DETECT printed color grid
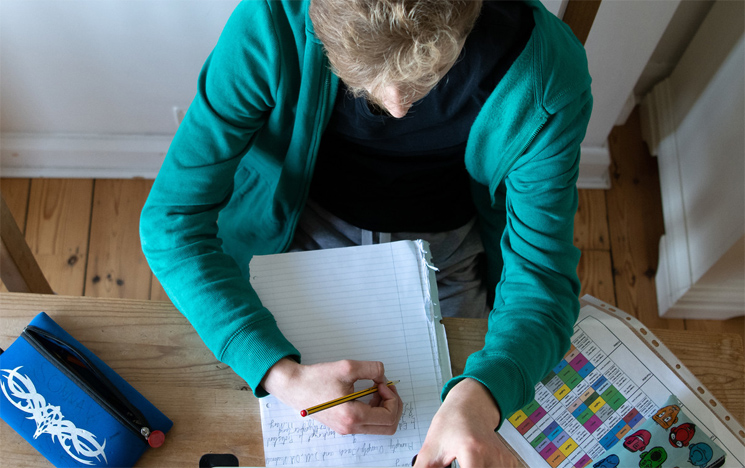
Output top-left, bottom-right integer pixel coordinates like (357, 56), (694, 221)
(508, 342), (651, 468)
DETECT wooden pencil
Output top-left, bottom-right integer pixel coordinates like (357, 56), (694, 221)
(300, 380), (400, 417)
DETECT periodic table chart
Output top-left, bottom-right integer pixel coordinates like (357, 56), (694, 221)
(498, 299), (745, 468)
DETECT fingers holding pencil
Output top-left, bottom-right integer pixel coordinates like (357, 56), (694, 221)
(330, 361), (402, 435)
(345, 361), (404, 429)
(366, 381), (403, 428)
(301, 380), (400, 416)
(300, 380), (403, 435)
(263, 358), (404, 436)
(331, 383), (403, 435)
(369, 378), (398, 408)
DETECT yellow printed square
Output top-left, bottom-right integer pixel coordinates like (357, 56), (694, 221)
(589, 396), (606, 413)
(559, 438), (577, 456)
(553, 384), (571, 401)
(508, 410), (528, 427)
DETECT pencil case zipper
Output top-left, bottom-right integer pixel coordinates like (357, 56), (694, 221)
(22, 325), (153, 445)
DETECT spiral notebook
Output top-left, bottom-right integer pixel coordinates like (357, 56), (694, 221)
(249, 240), (452, 467)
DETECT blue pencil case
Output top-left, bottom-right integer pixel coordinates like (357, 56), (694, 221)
(0, 312), (173, 467)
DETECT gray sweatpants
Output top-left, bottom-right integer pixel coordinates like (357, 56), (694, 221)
(289, 200), (490, 318)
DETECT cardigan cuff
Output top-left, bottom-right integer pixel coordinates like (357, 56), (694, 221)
(219, 316), (300, 398)
(441, 353), (530, 430)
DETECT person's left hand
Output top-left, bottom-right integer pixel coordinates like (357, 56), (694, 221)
(413, 378), (513, 468)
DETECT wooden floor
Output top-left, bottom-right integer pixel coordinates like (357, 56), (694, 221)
(2, 108), (744, 342)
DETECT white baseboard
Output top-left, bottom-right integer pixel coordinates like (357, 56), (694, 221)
(639, 79), (672, 158)
(1, 133), (612, 190)
(578, 146), (611, 189)
(658, 284), (745, 320)
(0, 133), (171, 179)
(641, 80), (694, 317)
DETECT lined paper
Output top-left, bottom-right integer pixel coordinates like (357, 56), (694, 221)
(250, 241), (447, 467)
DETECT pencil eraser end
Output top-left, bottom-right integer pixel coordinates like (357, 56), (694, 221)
(300, 410), (308, 417)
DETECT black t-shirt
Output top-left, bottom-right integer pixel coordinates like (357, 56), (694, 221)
(309, 1), (535, 232)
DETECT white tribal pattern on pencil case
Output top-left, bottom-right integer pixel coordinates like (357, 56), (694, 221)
(1, 366), (108, 466)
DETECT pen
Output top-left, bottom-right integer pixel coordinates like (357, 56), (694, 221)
(300, 380), (400, 417)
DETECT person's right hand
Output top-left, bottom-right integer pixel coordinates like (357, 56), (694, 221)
(413, 378), (505, 468)
(260, 358), (403, 435)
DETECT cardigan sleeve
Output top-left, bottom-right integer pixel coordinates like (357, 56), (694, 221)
(443, 89), (593, 427)
(140, 1), (300, 397)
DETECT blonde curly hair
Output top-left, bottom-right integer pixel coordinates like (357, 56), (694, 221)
(310, 0), (483, 108)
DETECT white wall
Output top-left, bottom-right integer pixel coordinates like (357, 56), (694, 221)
(582, 0), (680, 149)
(0, 0), (239, 136)
(634, 0), (714, 97)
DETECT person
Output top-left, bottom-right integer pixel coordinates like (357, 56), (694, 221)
(140, 0), (592, 466)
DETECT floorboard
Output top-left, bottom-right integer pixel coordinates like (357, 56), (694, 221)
(0, 178), (31, 292)
(85, 179), (154, 299)
(0, 178), (30, 230)
(150, 275), (171, 302)
(24, 179), (93, 296)
(687, 316), (745, 343)
(574, 189), (610, 251)
(606, 108), (686, 330)
(562, 0), (602, 45)
(578, 250), (616, 307)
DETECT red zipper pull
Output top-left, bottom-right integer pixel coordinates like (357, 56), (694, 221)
(148, 430), (166, 448)
(141, 427), (166, 448)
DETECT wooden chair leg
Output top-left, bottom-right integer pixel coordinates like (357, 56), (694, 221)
(0, 193), (54, 294)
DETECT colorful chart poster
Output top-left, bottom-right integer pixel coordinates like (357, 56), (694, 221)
(498, 298), (745, 468)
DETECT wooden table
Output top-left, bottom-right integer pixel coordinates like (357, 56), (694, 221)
(1, 293), (743, 467)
